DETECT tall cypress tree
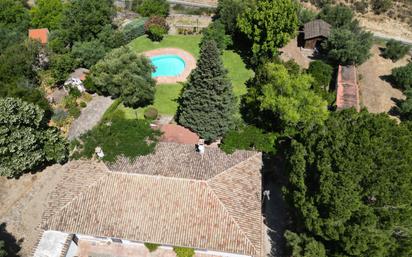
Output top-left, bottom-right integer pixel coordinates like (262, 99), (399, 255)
(177, 40), (236, 142)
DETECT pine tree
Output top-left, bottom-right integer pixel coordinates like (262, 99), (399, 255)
(177, 40), (236, 142)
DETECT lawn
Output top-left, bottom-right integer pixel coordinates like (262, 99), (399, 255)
(110, 35), (253, 118)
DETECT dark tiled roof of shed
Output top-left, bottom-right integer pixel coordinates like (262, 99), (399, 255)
(304, 19), (331, 40)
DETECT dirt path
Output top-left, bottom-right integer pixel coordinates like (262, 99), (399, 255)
(0, 165), (65, 256)
(358, 45), (410, 114)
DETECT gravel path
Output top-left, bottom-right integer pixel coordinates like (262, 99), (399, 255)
(68, 95), (113, 140)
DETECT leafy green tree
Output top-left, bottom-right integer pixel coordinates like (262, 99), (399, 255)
(371, 0), (392, 14)
(298, 7), (317, 26)
(284, 231), (326, 257)
(0, 28), (24, 52)
(96, 24), (126, 49)
(144, 16), (169, 42)
(71, 40), (107, 68)
(30, 0), (64, 30)
(0, 0), (30, 32)
(216, 0), (251, 35)
(242, 63), (328, 134)
(87, 47), (156, 107)
(307, 60), (333, 92)
(391, 63), (412, 90)
(237, 0), (298, 58)
(382, 39), (411, 62)
(0, 241), (6, 257)
(323, 28), (373, 65)
(137, 0), (169, 17)
(397, 89), (412, 121)
(177, 40), (236, 142)
(318, 4), (358, 30)
(60, 0), (115, 45)
(284, 110), (412, 257)
(50, 53), (76, 84)
(201, 20), (232, 51)
(0, 98), (68, 177)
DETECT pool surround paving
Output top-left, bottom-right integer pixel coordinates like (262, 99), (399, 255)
(143, 48), (196, 84)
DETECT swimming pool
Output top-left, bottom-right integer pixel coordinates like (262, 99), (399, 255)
(150, 55), (186, 77)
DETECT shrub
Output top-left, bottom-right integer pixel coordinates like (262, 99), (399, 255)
(201, 20), (232, 51)
(173, 247), (195, 257)
(69, 87), (81, 98)
(307, 60), (333, 92)
(137, 0), (169, 17)
(220, 125), (277, 154)
(382, 39), (411, 62)
(144, 243), (159, 252)
(51, 108), (69, 126)
(144, 16), (169, 41)
(371, 0), (392, 14)
(144, 107), (158, 120)
(79, 101), (87, 108)
(147, 25), (167, 41)
(71, 116), (161, 163)
(0, 98), (68, 177)
(62, 95), (77, 109)
(353, 0), (369, 14)
(68, 106), (81, 118)
(391, 63), (412, 90)
(298, 7), (317, 26)
(123, 18), (148, 42)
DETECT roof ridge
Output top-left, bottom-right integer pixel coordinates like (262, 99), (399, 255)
(207, 152), (261, 182)
(107, 169), (205, 183)
(205, 183), (259, 256)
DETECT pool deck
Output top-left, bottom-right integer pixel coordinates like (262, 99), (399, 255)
(143, 48), (197, 84)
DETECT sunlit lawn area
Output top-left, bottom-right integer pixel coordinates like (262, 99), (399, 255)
(108, 35), (253, 118)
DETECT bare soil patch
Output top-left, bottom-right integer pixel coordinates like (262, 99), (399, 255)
(0, 165), (65, 257)
(358, 45), (411, 114)
(279, 38), (311, 69)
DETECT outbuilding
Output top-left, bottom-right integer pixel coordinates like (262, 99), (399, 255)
(303, 19), (331, 49)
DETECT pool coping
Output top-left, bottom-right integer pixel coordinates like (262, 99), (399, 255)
(143, 48), (197, 84)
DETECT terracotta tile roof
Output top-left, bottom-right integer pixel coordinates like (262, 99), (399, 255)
(304, 20), (331, 40)
(160, 124), (200, 144)
(28, 28), (49, 45)
(40, 144), (263, 257)
(336, 65), (360, 111)
(108, 142), (257, 180)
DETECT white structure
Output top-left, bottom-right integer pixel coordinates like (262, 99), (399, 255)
(64, 68), (89, 92)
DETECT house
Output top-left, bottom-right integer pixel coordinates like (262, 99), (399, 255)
(336, 65), (360, 111)
(34, 142), (263, 257)
(28, 28), (49, 45)
(302, 20), (331, 49)
(64, 68), (89, 92)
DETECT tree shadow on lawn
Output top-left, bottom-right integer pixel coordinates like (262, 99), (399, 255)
(0, 223), (23, 257)
(379, 74), (403, 90)
(261, 154), (293, 257)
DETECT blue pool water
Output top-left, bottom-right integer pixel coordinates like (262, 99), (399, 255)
(150, 55), (185, 77)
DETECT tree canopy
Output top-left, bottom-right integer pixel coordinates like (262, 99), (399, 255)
(241, 62), (329, 134)
(391, 63), (412, 90)
(0, 98), (68, 177)
(59, 0), (115, 45)
(137, 0), (169, 17)
(237, 0), (298, 59)
(0, 0), (30, 32)
(177, 40), (236, 142)
(30, 0), (64, 30)
(284, 110), (412, 257)
(87, 47), (156, 108)
(216, 0), (251, 35)
(323, 27), (373, 65)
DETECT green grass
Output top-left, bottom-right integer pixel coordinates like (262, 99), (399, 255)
(124, 35), (253, 117)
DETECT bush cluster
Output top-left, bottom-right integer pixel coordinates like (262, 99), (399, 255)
(392, 63), (412, 90)
(123, 18), (148, 42)
(144, 243), (159, 252)
(137, 0), (169, 17)
(173, 247), (195, 257)
(382, 39), (411, 62)
(220, 125), (277, 154)
(144, 16), (169, 42)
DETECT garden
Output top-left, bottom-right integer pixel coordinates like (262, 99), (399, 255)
(108, 34), (253, 119)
